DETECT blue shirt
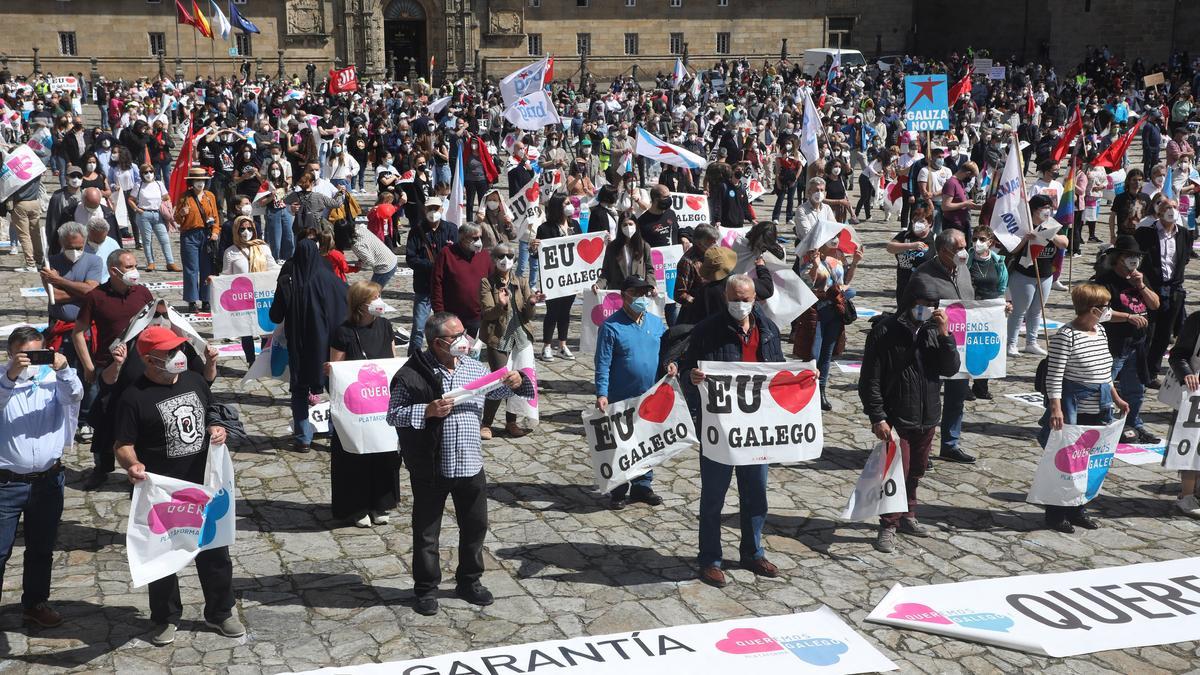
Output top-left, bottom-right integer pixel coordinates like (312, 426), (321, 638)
(48, 252), (103, 322)
(0, 366), (84, 473)
(85, 237), (120, 283)
(594, 308), (666, 403)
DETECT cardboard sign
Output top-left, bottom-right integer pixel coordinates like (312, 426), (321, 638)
(538, 231), (606, 299)
(328, 358), (408, 454)
(651, 245), (684, 305)
(505, 342), (539, 422)
(697, 360), (824, 465)
(904, 74), (949, 131)
(669, 192), (710, 226)
(1144, 72), (1165, 87)
(987, 66), (1007, 80)
(1027, 419), (1123, 507)
(50, 76), (82, 94)
(579, 290), (666, 353)
(842, 431), (909, 521)
(583, 376), (698, 494)
(972, 58), (993, 71)
(942, 298), (1007, 379)
(209, 270), (279, 339)
(1164, 389), (1200, 471)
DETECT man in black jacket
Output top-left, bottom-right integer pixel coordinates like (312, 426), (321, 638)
(1135, 199), (1191, 385)
(859, 285), (960, 553)
(404, 197), (458, 355)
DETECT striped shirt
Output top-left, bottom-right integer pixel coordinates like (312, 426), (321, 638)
(1045, 324), (1113, 413)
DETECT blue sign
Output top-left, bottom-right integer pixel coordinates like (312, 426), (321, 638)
(904, 75), (950, 131)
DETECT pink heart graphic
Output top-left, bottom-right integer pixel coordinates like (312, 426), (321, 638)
(521, 367), (538, 407)
(219, 276), (256, 312)
(590, 293), (625, 326)
(887, 603), (954, 625)
(651, 249), (666, 282)
(148, 487), (210, 534)
(1054, 429), (1100, 473)
(945, 302), (967, 347)
(715, 628), (784, 655)
(6, 154), (36, 181)
(343, 363), (392, 415)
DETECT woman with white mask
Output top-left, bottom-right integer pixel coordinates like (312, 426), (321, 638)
(1006, 194), (1069, 358)
(478, 242), (543, 439)
(219, 215), (278, 364)
(534, 197), (582, 362)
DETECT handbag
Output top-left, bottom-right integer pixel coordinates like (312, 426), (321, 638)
(156, 182), (175, 223)
(839, 293), (858, 325)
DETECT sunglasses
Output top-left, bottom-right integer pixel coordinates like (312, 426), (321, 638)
(495, 254), (515, 260)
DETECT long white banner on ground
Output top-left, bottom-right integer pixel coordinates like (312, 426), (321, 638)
(289, 605), (896, 674)
(866, 557), (1200, 657)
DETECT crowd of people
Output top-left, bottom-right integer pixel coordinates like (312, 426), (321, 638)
(1, 45), (1200, 640)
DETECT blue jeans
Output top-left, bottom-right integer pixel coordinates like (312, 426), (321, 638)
(265, 207), (296, 261)
(1037, 380), (1114, 448)
(698, 455), (768, 567)
(291, 385), (314, 445)
(180, 228), (212, 303)
(811, 303), (843, 390)
(154, 161), (171, 184)
(370, 265), (397, 289)
(331, 178), (351, 192)
(1111, 345), (1146, 431)
(136, 210), (175, 266)
(1007, 271), (1052, 347)
(52, 156), (67, 188)
(409, 292), (432, 354)
(940, 378), (969, 452)
(0, 471), (64, 609)
(516, 240), (539, 288)
(771, 183), (797, 221)
(354, 165), (366, 191)
(610, 470), (653, 499)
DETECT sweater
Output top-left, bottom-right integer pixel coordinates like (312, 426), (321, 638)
(431, 244), (492, 322)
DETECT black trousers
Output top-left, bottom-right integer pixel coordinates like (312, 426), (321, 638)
(1147, 288), (1185, 377)
(899, 189), (913, 230)
(408, 461), (488, 597)
(543, 296), (573, 343)
(148, 546), (234, 626)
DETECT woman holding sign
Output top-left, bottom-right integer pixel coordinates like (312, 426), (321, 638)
(1166, 311), (1200, 518)
(793, 240), (849, 412)
(596, 219), (653, 290)
(219, 216), (279, 365)
(327, 281), (401, 527)
(536, 198), (582, 362)
(479, 243), (543, 439)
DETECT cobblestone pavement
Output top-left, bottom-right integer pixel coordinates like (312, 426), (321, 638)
(1, 158), (1198, 674)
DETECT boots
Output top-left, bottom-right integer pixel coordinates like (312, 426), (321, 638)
(972, 379), (993, 400)
(820, 387), (832, 412)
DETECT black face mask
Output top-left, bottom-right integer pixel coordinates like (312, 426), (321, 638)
(655, 197), (671, 210)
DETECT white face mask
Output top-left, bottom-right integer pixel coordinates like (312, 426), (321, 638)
(485, 200), (499, 211)
(85, 163), (97, 172)
(240, 204), (253, 216)
(955, 249), (969, 264)
(621, 224), (637, 239)
(831, 167), (842, 176)
(63, 248), (84, 263)
(911, 304), (934, 322)
(564, 204), (576, 218)
(469, 239), (483, 252)
(426, 210), (442, 223)
(1162, 209), (1179, 224)
(1037, 208), (1054, 223)
(1097, 307), (1114, 323)
(445, 335), (471, 357)
(495, 257), (514, 272)
(727, 300), (754, 321)
(192, 181), (207, 191)
(161, 350), (188, 374)
(143, 173), (155, 182)
(973, 240), (990, 256)
(120, 269), (141, 286)
(367, 298), (387, 317)
(810, 191), (825, 204)
(68, 177), (83, 188)
(240, 229), (254, 242)
(912, 221), (929, 236)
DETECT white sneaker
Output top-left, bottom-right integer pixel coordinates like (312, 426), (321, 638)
(1007, 344), (1021, 358)
(370, 511), (390, 525)
(1052, 280), (1069, 292)
(1176, 494), (1200, 519)
(540, 345), (555, 362)
(1023, 342), (1048, 357)
(556, 344), (575, 360)
(354, 514), (372, 528)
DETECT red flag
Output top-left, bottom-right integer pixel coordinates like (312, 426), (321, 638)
(1093, 116), (1147, 169)
(169, 120), (202, 205)
(190, 0), (213, 39)
(328, 66), (358, 94)
(948, 70), (973, 103)
(544, 57), (554, 84)
(175, 0), (196, 27)
(1051, 106), (1082, 162)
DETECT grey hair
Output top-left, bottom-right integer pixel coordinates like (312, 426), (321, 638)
(935, 228), (965, 252)
(87, 216), (109, 233)
(726, 273), (756, 293)
(106, 248), (134, 270)
(458, 222), (482, 239)
(57, 221), (87, 244)
(491, 242), (516, 259)
(806, 176), (826, 191)
(693, 224), (719, 245)
(425, 311), (460, 339)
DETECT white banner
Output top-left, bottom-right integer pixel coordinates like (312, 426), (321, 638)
(506, 176), (547, 241)
(125, 443), (236, 588)
(505, 342), (539, 422)
(1027, 419), (1123, 507)
(651, 245), (684, 305)
(241, 323), (289, 386)
(842, 431), (909, 521)
(209, 270), (280, 339)
(328, 358), (408, 455)
(941, 298), (1007, 379)
(697, 360), (824, 465)
(669, 192), (710, 226)
(866, 557), (1200, 657)
(538, 231), (606, 299)
(1164, 389), (1200, 471)
(289, 605), (896, 674)
(584, 376), (698, 494)
(0, 144), (48, 202)
(579, 290), (665, 353)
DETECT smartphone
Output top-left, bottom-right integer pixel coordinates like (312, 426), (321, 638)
(25, 349), (54, 365)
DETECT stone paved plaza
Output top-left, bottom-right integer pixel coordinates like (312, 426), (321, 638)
(1, 162), (1198, 674)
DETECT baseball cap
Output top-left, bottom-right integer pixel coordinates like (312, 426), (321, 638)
(424, 196), (443, 208)
(620, 275), (655, 292)
(136, 325), (188, 356)
(66, 165), (83, 177)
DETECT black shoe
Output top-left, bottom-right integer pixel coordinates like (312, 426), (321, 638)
(971, 381), (993, 400)
(200, 302), (211, 312)
(926, 457), (933, 471)
(629, 490), (664, 507)
(1069, 514), (1101, 530)
(1148, 377), (1163, 390)
(187, 302), (198, 313)
(1047, 519), (1075, 534)
(413, 595), (439, 615)
(455, 582), (495, 606)
(1134, 427), (1162, 444)
(820, 392), (832, 411)
(82, 469), (109, 490)
(1087, 236), (1103, 243)
(939, 447), (976, 464)
(964, 388), (976, 402)
(291, 441), (312, 454)
(609, 494), (626, 510)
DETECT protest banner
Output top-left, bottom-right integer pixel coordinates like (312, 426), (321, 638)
(903, 74), (949, 132)
(697, 360), (824, 465)
(579, 290), (666, 353)
(1026, 419), (1123, 507)
(126, 443), (236, 588)
(842, 431), (908, 521)
(289, 605), (896, 675)
(583, 376), (698, 493)
(988, 141), (1032, 252)
(504, 90), (562, 131)
(507, 176), (547, 241)
(209, 270), (279, 339)
(669, 192), (710, 226)
(506, 342), (539, 422)
(866, 556), (1200, 657)
(1143, 72), (1165, 87)
(328, 358), (408, 454)
(746, 177), (768, 203)
(651, 245), (683, 304)
(972, 57), (993, 71)
(0, 144), (48, 202)
(539, 168), (564, 195)
(1114, 442), (1166, 465)
(50, 76), (82, 94)
(538, 231), (606, 299)
(987, 66), (1007, 80)
(1164, 389), (1200, 471)
(941, 298), (1006, 379)
(241, 323), (289, 386)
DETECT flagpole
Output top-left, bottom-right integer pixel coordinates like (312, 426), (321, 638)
(210, 37), (215, 78)
(193, 30), (199, 80)
(1014, 130), (1051, 352)
(174, 13), (181, 76)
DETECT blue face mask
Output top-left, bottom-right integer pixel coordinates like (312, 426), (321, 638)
(629, 296), (652, 314)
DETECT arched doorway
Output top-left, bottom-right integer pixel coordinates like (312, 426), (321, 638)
(384, 0), (427, 81)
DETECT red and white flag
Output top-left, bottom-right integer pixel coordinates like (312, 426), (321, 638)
(328, 66), (358, 94)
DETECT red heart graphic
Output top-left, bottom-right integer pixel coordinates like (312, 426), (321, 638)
(637, 383), (674, 423)
(685, 195), (704, 210)
(525, 183), (540, 202)
(836, 228), (858, 255)
(576, 237), (605, 264)
(715, 628), (783, 655)
(768, 370), (817, 414)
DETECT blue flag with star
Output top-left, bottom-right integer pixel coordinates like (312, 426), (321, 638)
(229, 2), (260, 33)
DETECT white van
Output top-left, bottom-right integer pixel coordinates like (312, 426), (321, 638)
(802, 48), (866, 77)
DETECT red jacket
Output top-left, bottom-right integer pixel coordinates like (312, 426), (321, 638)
(431, 244), (491, 322)
(368, 203), (397, 241)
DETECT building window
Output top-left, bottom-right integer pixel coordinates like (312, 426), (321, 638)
(577, 33), (591, 56)
(59, 32), (77, 56)
(235, 33), (252, 56)
(827, 16), (855, 48)
(625, 0), (635, 5)
(529, 0), (540, 7)
(669, 33), (684, 55)
(527, 33), (542, 56)
(576, 0), (588, 6)
(624, 33), (639, 56)
(670, 0), (682, 7)
(147, 0), (162, 4)
(717, 0), (728, 5)
(232, 0), (247, 4)
(716, 32), (730, 55)
(149, 32), (166, 56)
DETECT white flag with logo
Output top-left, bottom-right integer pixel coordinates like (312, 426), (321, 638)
(500, 56), (550, 106)
(506, 342), (539, 422)
(634, 127), (706, 170)
(799, 90), (822, 164)
(988, 141), (1031, 252)
(328, 358), (408, 454)
(504, 90), (561, 131)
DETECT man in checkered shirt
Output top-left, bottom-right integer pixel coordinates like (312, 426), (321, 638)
(386, 311), (534, 616)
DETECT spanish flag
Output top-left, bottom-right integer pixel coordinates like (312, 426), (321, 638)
(191, 0), (214, 39)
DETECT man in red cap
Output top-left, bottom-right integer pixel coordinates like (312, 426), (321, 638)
(112, 326), (241, 646)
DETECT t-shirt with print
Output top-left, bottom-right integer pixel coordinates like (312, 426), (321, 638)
(1095, 271), (1149, 349)
(113, 370), (212, 484)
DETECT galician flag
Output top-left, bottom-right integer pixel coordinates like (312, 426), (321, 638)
(988, 138), (1032, 253)
(799, 89), (822, 164)
(209, 0), (232, 40)
(672, 58), (687, 89)
(443, 141), (467, 228)
(634, 127), (706, 169)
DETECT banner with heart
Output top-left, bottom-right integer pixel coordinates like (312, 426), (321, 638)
(841, 430), (910, 521)
(582, 376), (698, 495)
(209, 270), (280, 339)
(669, 191), (710, 226)
(506, 175), (547, 242)
(328, 357), (408, 454)
(1026, 418), (1123, 506)
(505, 342), (539, 422)
(697, 360), (824, 465)
(940, 297), (1007, 379)
(579, 290), (666, 353)
(1164, 389), (1200, 471)
(538, 231), (607, 299)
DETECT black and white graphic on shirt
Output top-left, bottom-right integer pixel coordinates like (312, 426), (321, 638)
(156, 391), (205, 458)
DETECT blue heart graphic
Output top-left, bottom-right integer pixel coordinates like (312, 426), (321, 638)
(269, 340), (289, 377)
(198, 488), (230, 548)
(256, 296), (276, 332)
(1084, 452), (1114, 500)
(949, 612), (1014, 632)
(780, 638), (848, 666)
(965, 331), (1002, 376)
